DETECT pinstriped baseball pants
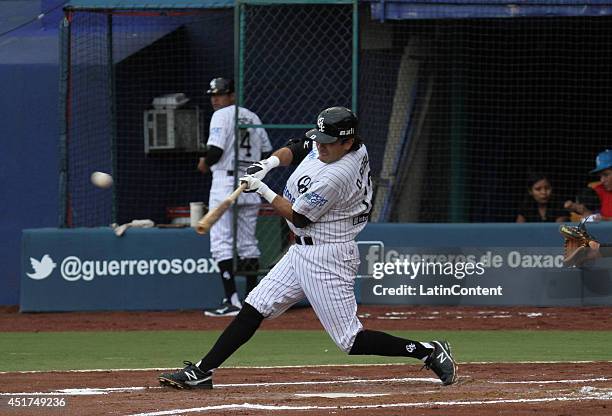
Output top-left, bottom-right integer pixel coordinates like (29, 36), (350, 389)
(208, 181), (260, 262)
(246, 241), (363, 352)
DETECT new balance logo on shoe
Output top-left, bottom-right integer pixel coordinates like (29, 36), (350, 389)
(185, 370), (198, 381)
(158, 361), (213, 390)
(423, 340), (458, 386)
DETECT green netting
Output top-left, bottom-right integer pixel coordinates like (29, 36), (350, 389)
(61, 9), (234, 228)
(239, 3), (354, 124)
(359, 14), (612, 222)
(233, 1), (356, 271)
(60, 3), (356, 275)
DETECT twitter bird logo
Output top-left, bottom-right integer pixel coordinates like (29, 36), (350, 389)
(27, 254), (56, 280)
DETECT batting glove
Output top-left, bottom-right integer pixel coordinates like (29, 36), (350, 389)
(240, 174), (262, 193)
(245, 156), (280, 181)
(240, 175), (277, 203)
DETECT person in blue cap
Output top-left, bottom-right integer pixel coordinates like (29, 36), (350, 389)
(564, 149), (612, 221)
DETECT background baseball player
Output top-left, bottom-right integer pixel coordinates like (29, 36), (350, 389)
(561, 216), (612, 266)
(160, 106), (457, 388)
(198, 77), (272, 316)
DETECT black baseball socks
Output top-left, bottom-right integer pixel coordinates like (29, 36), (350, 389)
(217, 259), (237, 301)
(197, 302), (264, 372)
(349, 329), (434, 360)
(239, 258), (259, 295)
(218, 258), (259, 302)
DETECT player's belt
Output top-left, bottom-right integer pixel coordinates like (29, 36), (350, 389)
(226, 169), (248, 176)
(294, 236), (314, 245)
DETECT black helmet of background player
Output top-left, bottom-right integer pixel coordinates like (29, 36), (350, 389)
(206, 78), (234, 96)
(306, 106), (362, 151)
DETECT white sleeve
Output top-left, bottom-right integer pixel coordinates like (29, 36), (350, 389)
(292, 179), (340, 222)
(253, 114), (272, 153)
(261, 129), (272, 153)
(206, 111), (229, 150)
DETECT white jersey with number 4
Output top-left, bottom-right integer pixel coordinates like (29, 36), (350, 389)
(283, 144), (372, 243)
(207, 105), (271, 262)
(207, 105), (272, 173)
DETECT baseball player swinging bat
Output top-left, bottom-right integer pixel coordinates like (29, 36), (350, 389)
(196, 183), (248, 234)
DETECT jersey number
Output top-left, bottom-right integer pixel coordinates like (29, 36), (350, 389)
(240, 130), (252, 157)
(356, 156), (372, 214)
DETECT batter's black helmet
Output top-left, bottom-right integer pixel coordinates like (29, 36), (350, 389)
(206, 78), (234, 95)
(306, 106), (357, 144)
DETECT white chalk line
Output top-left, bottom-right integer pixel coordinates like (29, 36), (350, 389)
(492, 377), (611, 384)
(295, 393), (390, 398)
(126, 396), (612, 416)
(0, 363), (405, 375)
(0, 377), (441, 396)
(1, 375), (611, 397)
(1, 360), (610, 375)
(580, 386), (612, 399)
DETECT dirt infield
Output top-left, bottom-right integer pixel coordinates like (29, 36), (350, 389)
(1, 363), (611, 415)
(1, 306), (611, 415)
(2, 305), (612, 331)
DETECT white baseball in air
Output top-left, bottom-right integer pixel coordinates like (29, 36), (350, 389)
(91, 171), (113, 189)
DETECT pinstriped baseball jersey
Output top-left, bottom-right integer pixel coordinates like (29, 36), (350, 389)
(245, 142), (372, 352)
(283, 144), (372, 243)
(207, 105), (272, 173)
(207, 105), (271, 262)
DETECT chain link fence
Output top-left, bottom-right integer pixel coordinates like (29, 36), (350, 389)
(235, 0), (356, 272)
(60, 2), (356, 277)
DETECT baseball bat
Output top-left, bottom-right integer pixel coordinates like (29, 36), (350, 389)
(195, 182), (248, 234)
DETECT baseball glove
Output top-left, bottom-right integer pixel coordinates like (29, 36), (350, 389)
(559, 224), (598, 266)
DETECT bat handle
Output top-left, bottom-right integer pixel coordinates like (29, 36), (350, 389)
(229, 182), (248, 202)
(195, 182), (249, 235)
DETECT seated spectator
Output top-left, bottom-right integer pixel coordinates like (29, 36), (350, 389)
(516, 173), (568, 223)
(564, 149), (612, 221)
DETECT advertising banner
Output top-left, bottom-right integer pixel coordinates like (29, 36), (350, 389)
(356, 243), (612, 306)
(21, 228), (222, 311)
(21, 223), (612, 311)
